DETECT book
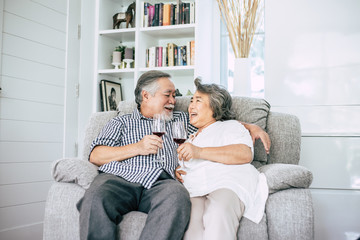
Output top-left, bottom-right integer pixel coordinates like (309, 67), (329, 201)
(181, 46), (187, 66)
(174, 46), (179, 66)
(153, 3), (160, 26)
(171, 4), (176, 25)
(146, 48), (149, 67)
(190, 40), (195, 65)
(148, 5), (155, 27)
(190, 2), (195, 24)
(184, 3), (190, 24)
(163, 4), (171, 26)
(141, 2), (145, 27)
(186, 41), (191, 66)
(100, 80), (107, 111)
(162, 46), (167, 67)
(167, 43), (177, 66)
(158, 46), (163, 67)
(144, 2), (150, 27)
(176, 0), (182, 25)
(159, 3), (164, 26)
(149, 46), (156, 68)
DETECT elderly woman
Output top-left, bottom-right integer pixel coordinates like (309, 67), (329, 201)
(176, 78), (269, 240)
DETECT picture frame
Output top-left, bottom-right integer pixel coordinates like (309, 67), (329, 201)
(100, 80), (122, 111)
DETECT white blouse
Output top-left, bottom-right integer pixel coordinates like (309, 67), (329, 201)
(182, 120), (268, 224)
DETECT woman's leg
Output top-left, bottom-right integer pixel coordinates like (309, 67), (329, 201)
(183, 196), (206, 240)
(203, 188), (245, 240)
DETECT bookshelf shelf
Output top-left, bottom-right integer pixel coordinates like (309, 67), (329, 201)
(140, 24), (195, 38)
(98, 68), (135, 78)
(99, 29), (136, 42)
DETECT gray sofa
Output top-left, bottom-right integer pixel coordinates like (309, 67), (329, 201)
(43, 96), (314, 240)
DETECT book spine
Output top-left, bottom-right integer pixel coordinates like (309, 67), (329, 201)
(163, 4), (171, 26)
(159, 3), (164, 26)
(190, 2), (195, 24)
(168, 43), (176, 66)
(141, 2), (145, 27)
(149, 46), (156, 68)
(185, 3), (190, 24)
(162, 46), (167, 67)
(154, 3), (159, 27)
(174, 46), (178, 66)
(155, 46), (159, 67)
(146, 48), (149, 67)
(190, 40), (195, 65)
(181, 3), (185, 25)
(176, 0), (182, 25)
(148, 5), (154, 27)
(144, 3), (149, 27)
(181, 46), (187, 66)
(177, 46), (182, 66)
(186, 41), (191, 66)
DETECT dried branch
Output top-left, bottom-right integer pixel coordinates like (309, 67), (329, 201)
(216, 0), (263, 58)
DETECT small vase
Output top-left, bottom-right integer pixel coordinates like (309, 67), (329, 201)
(233, 58), (251, 96)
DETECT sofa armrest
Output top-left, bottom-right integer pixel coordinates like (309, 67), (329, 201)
(258, 163), (313, 194)
(43, 182), (85, 240)
(266, 188), (314, 240)
(267, 112), (301, 165)
(52, 158), (99, 189)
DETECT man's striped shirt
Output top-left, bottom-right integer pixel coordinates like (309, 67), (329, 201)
(90, 109), (196, 189)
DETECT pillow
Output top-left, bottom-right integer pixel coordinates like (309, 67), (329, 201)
(52, 158), (99, 189)
(258, 163), (313, 194)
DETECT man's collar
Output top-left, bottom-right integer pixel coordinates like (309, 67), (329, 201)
(132, 108), (152, 120)
(132, 108), (183, 121)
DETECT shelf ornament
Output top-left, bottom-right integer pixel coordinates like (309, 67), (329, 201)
(113, 2), (136, 29)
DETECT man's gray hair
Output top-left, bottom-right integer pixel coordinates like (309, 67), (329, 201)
(194, 78), (236, 121)
(134, 70), (171, 109)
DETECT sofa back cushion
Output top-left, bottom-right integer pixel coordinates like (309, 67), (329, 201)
(83, 96), (270, 166)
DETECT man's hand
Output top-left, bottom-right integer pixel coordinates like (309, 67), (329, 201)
(177, 142), (201, 161)
(136, 135), (163, 156)
(246, 124), (271, 154)
(175, 165), (187, 183)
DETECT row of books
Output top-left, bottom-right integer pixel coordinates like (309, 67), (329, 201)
(142, 1), (195, 27)
(146, 41), (195, 68)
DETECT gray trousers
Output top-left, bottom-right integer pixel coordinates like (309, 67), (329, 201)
(76, 172), (191, 240)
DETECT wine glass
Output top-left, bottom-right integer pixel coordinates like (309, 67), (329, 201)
(152, 114), (166, 163)
(172, 121), (188, 169)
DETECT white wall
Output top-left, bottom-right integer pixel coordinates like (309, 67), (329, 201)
(0, 0), (68, 239)
(265, 0), (360, 239)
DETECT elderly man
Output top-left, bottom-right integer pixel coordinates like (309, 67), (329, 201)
(77, 70), (270, 240)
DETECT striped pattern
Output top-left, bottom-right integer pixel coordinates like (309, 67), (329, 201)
(92, 109), (196, 189)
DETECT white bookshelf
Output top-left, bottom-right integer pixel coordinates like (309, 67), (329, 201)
(94, 0), (198, 109)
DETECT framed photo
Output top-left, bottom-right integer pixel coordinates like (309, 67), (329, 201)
(100, 80), (122, 111)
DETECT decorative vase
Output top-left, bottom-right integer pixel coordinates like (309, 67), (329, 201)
(112, 51), (121, 69)
(123, 59), (134, 68)
(233, 58), (251, 97)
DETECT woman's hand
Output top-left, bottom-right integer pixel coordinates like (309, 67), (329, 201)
(244, 123), (271, 154)
(175, 165), (187, 183)
(177, 142), (202, 161)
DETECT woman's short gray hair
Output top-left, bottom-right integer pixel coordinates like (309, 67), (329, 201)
(134, 70), (171, 109)
(194, 78), (236, 121)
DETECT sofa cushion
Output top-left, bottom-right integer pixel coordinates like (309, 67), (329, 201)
(82, 111), (118, 160)
(52, 158), (99, 189)
(258, 164), (313, 194)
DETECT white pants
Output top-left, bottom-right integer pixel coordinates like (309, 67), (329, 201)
(184, 188), (245, 240)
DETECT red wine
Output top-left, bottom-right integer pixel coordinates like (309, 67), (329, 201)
(173, 138), (186, 144)
(153, 132), (165, 137)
